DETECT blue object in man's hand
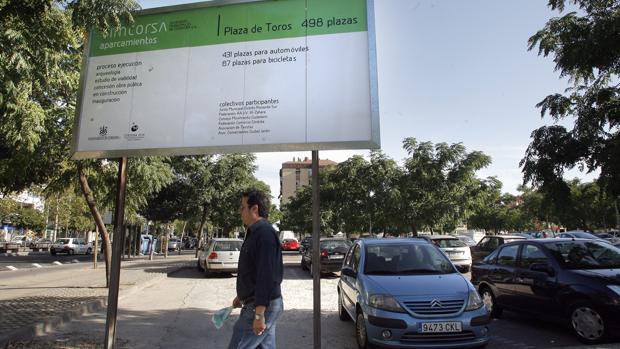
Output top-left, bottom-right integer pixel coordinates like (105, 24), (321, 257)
(212, 306), (233, 329)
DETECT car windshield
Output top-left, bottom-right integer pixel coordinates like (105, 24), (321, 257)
(544, 241), (620, 269)
(434, 238), (466, 248)
(55, 239), (70, 244)
(213, 241), (242, 251)
(364, 244), (455, 275)
(319, 240), (350, 251)
(458, 236), (476, 245)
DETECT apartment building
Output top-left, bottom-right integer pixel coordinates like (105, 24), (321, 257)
(279, 157), (337, 206)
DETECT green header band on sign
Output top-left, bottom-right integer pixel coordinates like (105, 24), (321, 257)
(90, 0), (368, 57)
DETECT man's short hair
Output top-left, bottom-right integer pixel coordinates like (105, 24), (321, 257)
(243, 190), (270, 219)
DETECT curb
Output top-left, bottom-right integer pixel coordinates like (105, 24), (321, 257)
(0, 260), (192, 347)
(2, 251), (50, 257)
(0, 298), (107, 347)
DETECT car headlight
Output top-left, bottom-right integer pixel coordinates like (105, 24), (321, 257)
(465, 290), (483, 311)
(608, 285), (620, 297)
(368, 294), (406, 313)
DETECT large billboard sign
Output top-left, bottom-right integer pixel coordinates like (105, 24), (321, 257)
(71, 0), (379, 159)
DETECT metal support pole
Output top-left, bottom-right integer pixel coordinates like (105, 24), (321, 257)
(615, 197), (620, 233)
(311, 150), (321, 349)
(104, 157), (128, 349)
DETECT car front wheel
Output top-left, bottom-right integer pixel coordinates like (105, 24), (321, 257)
(479, 286), (502, 318)
(356, 310), (375, 349)
(569, 302), (608, 344)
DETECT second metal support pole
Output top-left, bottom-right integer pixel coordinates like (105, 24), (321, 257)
(311, 150), (321, 349)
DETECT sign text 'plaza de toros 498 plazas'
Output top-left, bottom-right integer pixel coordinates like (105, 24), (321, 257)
(71, 0), (379, 159)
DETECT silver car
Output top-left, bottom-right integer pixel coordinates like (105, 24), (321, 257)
(167, 238), (182, 251)
(198, 238), (243, 276)
(423, 235), (472, 273)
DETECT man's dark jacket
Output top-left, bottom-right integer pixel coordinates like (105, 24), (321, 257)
(236, 219), (283, 307)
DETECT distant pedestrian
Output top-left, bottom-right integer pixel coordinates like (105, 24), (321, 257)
(228, 190), (283, 349)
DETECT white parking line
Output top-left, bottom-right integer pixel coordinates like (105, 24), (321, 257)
(32, 263), (43, 268)
(6, 265), (18, 271)
(53, 261), (63, 266)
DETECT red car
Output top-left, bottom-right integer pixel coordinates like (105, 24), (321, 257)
(281, 239), (300, 251)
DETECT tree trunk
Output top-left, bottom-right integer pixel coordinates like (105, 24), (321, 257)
(195, 204), (208, 258)
(53, 196), (59, 242)
(179, 221), (187, 255)
(77, 163), (112, 288)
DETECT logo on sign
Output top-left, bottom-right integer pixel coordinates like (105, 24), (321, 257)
(131, 123), (139, 132)
(99, 126), (108, 136)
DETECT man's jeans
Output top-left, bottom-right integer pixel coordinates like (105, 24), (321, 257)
(228, 297), (283, 349)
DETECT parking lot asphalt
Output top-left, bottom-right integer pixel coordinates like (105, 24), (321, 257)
(1, 251), (618, 348)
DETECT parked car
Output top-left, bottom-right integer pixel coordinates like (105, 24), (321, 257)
(456, 235), (477, 247)
(281, 238), (300, 251)
(50, 238), (92, 255)
(30, 238), (53, 250)
(301, 238), (351, 276)
(471, 238), (620, 344)
(10, 235), (29, 247)
(512, 233), (534, 239)
(592, 232), (620, 244)
(197, 238), (243, 276)
(420, 235), (472, 273)
(338, 238), (490, 348)
(530, 231), (558, 239)
(559, 231), (611, 244)
(167, 238), (182, 251)
(183, 236), (198, 249)
(299, 236), (312, 254)
(471, 235), (526, 262)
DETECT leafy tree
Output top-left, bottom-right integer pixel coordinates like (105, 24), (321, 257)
(400, 138), (491, 234)
(0, 0), (166, 288)
(146, 154), (266, 255)
(468, 180), (536, 233)
(280, 183), (334, 237)
(521, 0), (620, 231)
(326, 155), (371, 234)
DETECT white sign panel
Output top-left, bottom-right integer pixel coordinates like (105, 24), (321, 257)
(71, 0), (379, 159)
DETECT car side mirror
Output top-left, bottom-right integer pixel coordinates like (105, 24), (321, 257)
(530, 263), (555, 276)
(341, 267), (357, 278)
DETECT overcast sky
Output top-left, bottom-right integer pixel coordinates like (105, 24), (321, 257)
(138, 0), (594, 204)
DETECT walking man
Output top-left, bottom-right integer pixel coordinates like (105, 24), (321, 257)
(228, 190), (284, 349)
